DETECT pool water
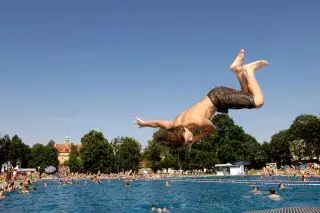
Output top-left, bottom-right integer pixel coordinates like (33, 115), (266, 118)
(1, 176), (320, 213)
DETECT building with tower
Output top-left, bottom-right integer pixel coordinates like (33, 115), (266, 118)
(54, 136), (81, 165)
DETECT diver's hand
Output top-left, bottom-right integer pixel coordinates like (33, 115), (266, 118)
(133, 117), (146, 128)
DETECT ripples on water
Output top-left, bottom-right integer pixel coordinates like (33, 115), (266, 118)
(1, 176), (320, 213)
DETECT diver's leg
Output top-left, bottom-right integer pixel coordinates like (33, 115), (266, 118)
(229, 49), (249, 93)
(242, 60), (269, 108)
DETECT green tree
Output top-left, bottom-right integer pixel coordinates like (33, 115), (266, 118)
(44, 140), (59, 167)
(143, 140), (164, 172)
(182, 149), (217, 171)
(261, 142), (271, 160)
(0, 135), (30, 168)
(68, 144), (83, 172)
(252, 142), (268, 169)
(111, 137), (122, 173)
(114, 137), (142, 172)
(28, 143), (45, 170)
(289, 114), (320, 160)
(217, 143), (236, 163)
(290, 139), (306, 162)
(211, 114), (264, 167)
(0, 135), (11, 168)
(158, 150), (179, 171)
(80, 130), (114, 173)
(28, 141), (59, 172)
(268, 130), (292, 167)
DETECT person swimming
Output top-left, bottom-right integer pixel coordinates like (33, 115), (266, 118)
(21, 185), (29, 194)
(252, 186), (262, 194)
(268, 188), (282, 200)
(151, 204), (169, 212)
(0, 189), (5, 199)
(278, 183), (286, 189)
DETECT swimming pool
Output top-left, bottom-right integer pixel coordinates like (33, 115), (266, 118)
(1, 176), (320, 213)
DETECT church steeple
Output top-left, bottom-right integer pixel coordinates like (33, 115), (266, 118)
(65, 136), (70, 145)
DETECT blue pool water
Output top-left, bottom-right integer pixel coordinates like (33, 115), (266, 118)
(1, 176), (320, 213)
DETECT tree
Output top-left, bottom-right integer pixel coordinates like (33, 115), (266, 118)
(0, 135), (10, 168)
(80, 130), (114, 173)
(28, 141), (59, 172)
(268, 130), (292, 167)
(44, 140), (59, 168)
(158, 150), (179, 171)
(211, 114), (264, 168)
(28, 144), (46, 172)
(252, 142), (269, 169)
(111, 137), (122, 173)
(68, 144), (82, 172)
(0, 135), (30, 168)
(182, 149), (216, 171)
(12, 135), (30, 168)
(114, 137), (142, 172)
(143, 140), (165, 172)
(217, 143), (236, 163)
(290, 139), (306, 162)
(289, 114), (320, 161)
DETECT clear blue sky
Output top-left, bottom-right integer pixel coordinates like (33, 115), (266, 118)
(0, 0), (319, 147)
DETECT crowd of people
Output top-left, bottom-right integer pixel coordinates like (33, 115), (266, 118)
(0, 164), (319, 211)
(0, 169), (38, 200)
(260, 163), (318, 177)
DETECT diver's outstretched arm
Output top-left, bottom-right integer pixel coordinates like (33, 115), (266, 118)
(134, 117), (173, 129)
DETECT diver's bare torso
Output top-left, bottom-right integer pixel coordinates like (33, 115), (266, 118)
(172, 96), (216, 130)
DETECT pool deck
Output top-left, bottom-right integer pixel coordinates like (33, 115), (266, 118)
(246, 206), (320, 213)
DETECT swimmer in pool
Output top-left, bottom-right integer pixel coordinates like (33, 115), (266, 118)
(252, 186), (262, 194)
(0, 189), (5, 199)
(278, 183), (286, 189)
(134, 49), (268, 147)
(21, 185), (29, 194)
(268, 188), (282, 200)
(151, 204), (169, 212)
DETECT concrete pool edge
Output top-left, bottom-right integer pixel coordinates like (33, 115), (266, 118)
(245, 206), (320, 213)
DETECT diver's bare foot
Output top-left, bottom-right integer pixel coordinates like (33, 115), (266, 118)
(230, 49), (245, 72)
(243, 60), (269, 75)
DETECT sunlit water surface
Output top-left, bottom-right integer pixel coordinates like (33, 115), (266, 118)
(1, 176), (320, 213)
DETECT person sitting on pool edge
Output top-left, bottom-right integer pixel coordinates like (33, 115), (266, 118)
(134, 49), (268, 147)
